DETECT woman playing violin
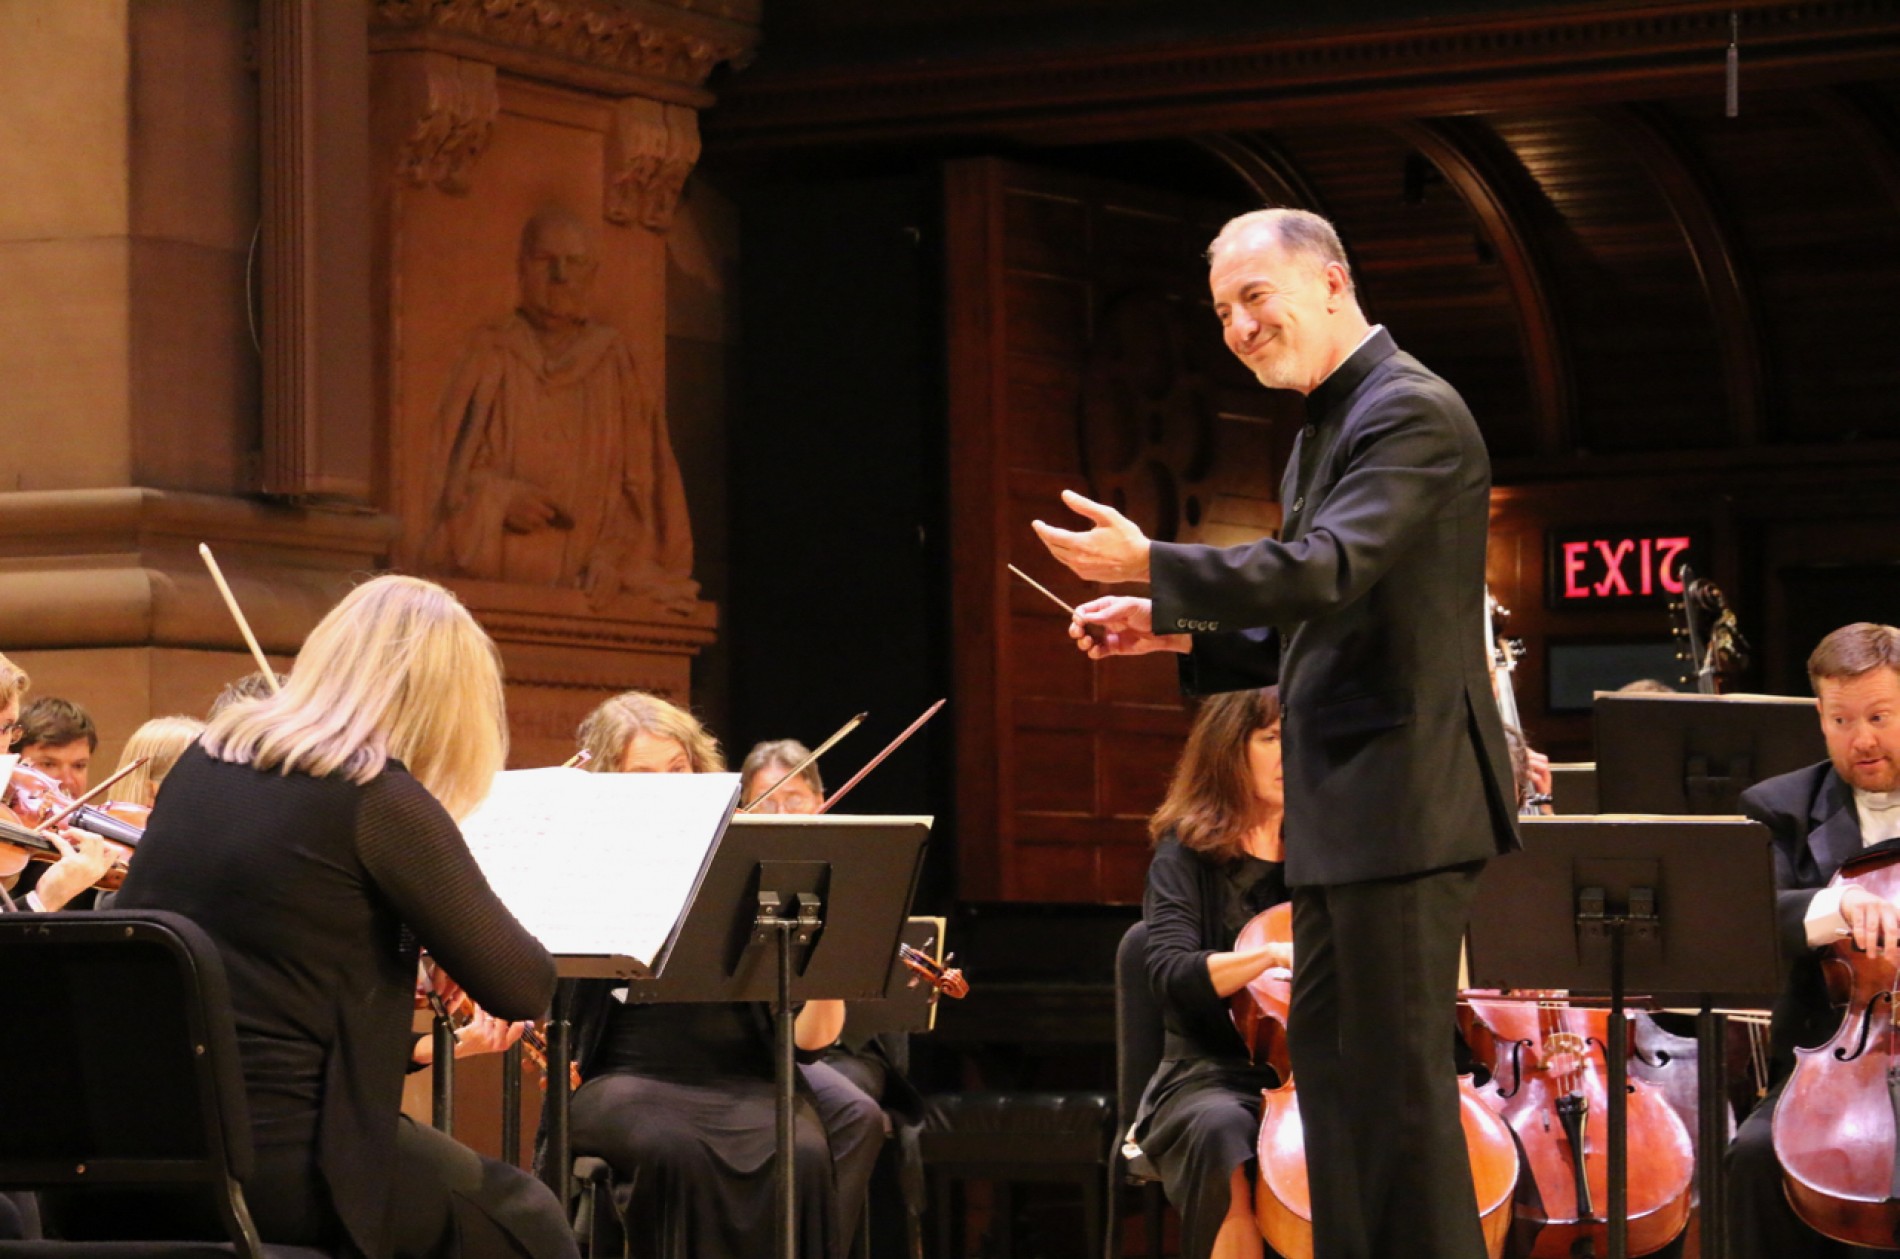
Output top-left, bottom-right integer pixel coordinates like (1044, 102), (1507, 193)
(552, 690), (883, 1259)
(101, 576), (576, 1259)
(1135, 685), (1293, 1259)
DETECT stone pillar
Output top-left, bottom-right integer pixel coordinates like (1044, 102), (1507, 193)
(0, 1), (388, 767)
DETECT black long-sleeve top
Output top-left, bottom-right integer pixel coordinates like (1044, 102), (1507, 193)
(1142, 836), (1287, 1061)
(115, 743), (554, 1258)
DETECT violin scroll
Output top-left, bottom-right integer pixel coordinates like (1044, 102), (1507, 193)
(898, 941), (968, 999)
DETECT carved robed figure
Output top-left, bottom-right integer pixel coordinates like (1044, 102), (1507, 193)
(428, 204), (696, 609)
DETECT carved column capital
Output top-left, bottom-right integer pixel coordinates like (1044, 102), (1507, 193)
(605, 98), (700, 232)
(371, 0), (760, 104)
(394, 52), (499, 194)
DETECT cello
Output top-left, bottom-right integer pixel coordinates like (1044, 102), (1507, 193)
(1459, 993), (1696, 1257)
(1772, 849), (1900, 1247)
(1232, 904), (1519, 1259)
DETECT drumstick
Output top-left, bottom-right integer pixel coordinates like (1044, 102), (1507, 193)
(1007, 564), (1106, 642)
(742, 713), (867, 813)
(816, 700), (946, 814)
(199, 544), (282, 694)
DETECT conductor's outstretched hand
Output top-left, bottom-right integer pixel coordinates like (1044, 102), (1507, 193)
(1070, 596), (1192, 660)
(1032, 490), (1152, 584)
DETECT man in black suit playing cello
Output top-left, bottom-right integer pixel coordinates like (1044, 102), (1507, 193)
(1035, 207), (1520, 1259)
(1728, 621), (1900, 1259)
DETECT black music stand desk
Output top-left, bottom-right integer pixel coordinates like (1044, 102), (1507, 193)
(547, 813), (931, 1259)
(1467, 815), (1781, 1259)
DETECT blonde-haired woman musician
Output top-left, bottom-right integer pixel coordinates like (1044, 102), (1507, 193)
(110, 714), (205, 808)
(555, 690), (881, 1259)
(576, 688), (725, 774)
(109, 575), (575, 1259)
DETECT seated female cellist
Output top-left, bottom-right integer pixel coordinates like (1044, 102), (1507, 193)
(552, 691), (884, 1259)
(1133, 685), (1293, 1259)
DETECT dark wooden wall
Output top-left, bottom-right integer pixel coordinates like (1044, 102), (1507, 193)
(711, 1), (1900, 901)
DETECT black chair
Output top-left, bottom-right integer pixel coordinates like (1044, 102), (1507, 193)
(1110, 921), (1166, 1259)
(920, 1091), (1114, 1259)
(0, 910), (331, 1259)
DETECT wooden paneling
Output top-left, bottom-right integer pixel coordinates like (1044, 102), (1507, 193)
(1672, 94), (1900, 445)
(1270, 125), (1542, 460)
(947, 157), (1265, 903)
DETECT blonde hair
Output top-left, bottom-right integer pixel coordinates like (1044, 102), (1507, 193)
(578, 691), (724, 773)
(200, 575), (506, 819)
(0, 651), (27, 709)
(114, 715), (207, 807)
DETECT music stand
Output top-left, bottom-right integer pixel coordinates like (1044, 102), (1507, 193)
(545, 813), (931, 1259)
(1466, 816), (1782, 1259)
(1594, 692), (1823, 815)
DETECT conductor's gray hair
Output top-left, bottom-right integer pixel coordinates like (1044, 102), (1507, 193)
(1207, 208), (1353, 291)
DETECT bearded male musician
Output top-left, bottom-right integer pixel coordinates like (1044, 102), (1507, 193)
(1727, 622), (1900, 1259)
(1035, 207), (1520, 1259)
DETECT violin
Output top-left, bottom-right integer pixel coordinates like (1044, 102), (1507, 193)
(1772, 849), (1900, 1247)
(419, 963), (580, 1092)
(1459, 992), (1694, 1257)
(1232, 904), (1519, 1258)
(898, 940), (969, 999)
(5, 762), (147, 848)
(0, 807), (133, 892)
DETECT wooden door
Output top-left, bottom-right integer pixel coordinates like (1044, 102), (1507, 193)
(945, 156), (1291, 902)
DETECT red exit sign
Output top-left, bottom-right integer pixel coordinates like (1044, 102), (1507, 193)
(1546, 528), (1705, 606)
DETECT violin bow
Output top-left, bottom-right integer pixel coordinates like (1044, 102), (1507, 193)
(32, 757), (149, 833)
(199, 543), (283, 695)
(815, 699), (946, 814)
(740, 712), (867, 813)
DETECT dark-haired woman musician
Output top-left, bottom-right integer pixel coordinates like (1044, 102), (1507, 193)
(1133, 686), (1292, 1259)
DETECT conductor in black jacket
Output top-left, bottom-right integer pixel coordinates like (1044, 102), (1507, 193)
(1035, 207), (1519, 1259)
(1727, 622), (1900, 1259)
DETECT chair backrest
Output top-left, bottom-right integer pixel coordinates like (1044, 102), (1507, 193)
(0, 910), (267, 1257)
(1114, 920), (1164, 1136)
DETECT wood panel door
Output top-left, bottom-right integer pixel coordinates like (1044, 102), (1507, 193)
(945, 156), (1286, 903)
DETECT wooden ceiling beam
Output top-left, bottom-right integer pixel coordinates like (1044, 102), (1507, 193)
(707, 1), (1900, 152)
(1390, 120), (1571, 458)
(1598, 103), (1766, 447)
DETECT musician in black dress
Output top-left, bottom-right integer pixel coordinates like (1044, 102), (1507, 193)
(558, 691), (884, 1259)
(1136, 686), (1293, 1259)
(107, 575), (576, 1259)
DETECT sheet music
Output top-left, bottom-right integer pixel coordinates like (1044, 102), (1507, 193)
(459, 768), (740, 969)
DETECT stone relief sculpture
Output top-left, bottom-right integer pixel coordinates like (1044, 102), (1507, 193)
(426, 204), (698, 610)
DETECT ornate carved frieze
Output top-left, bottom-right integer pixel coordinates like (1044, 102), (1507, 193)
(394, 52), (498, 193)
(605, 97), (699, 230)
(372, 0), (758, 103)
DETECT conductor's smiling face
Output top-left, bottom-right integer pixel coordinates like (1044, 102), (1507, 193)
(1818, 667), (1900, 794)
(1210, 229), (1339, 395)
(618, 731), (691, 774)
